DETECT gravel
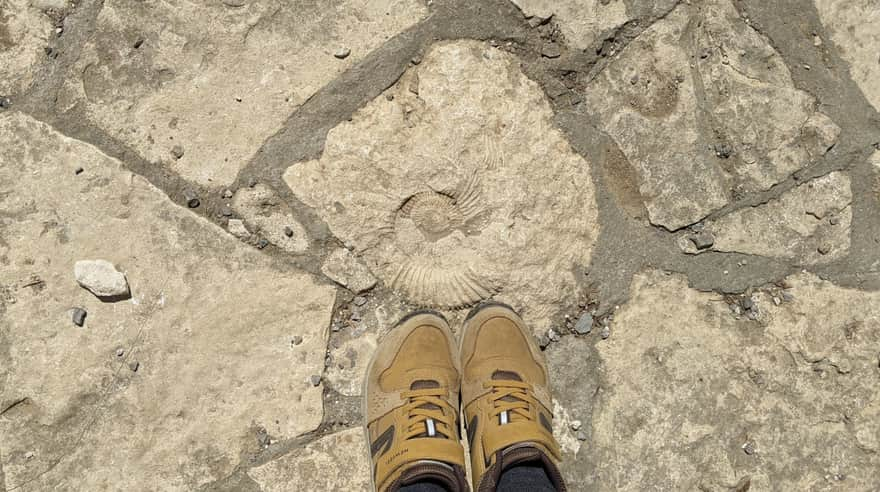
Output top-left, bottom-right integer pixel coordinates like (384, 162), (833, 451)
(72, 307), (87, 327)
(690, 232), (715, 250)
(74, 259), (130, 300)
(574, 313), (593, 335)
(334, 47), (351, 59)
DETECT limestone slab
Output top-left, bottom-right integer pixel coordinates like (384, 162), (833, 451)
(324, 333), (377, 397)
(248, 428), (370, 492)
(816, 0), (880, 111)
(284, 41), (599, 331)
(55, 0), (427, 186)
(584, 0), (839, 229)
(0, 0), (54, 95)
(679, 172), (852, 264)
(509, 0), (628, 50)
(0, 113), (335, 490)
(231, 184), (308, 253)
(589, 270), (880, 490)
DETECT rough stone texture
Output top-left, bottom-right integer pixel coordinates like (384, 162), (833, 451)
(325, 333), (377, 397)
(509, 0), (628, 50)
(54, 0), (427, 186)
(0, 0), (55, 95)
(321, 248), (378, 294)
(588, 270), (880, 490)
(584, 0), (840, 229)
(285, 41), (599, 330)
(247, 428), (371, 492)
(815, 0), (880, 111)
(679, 172), (852, 264)
(73, 259), (130, 298)
(231, 184), (308, 253)
(0, 113), (335, 490)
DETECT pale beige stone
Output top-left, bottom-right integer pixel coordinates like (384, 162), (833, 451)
(509, 0), (629, 50)
(679, 172), (852, 263)
(585, 0), (839, 229)
(0, 113), (335, 490)
(325, 333), (377, 397)
(231, 184), (308, 253)
(321, 248), (378, 294)
(816, 0), (880, 111)
(0, 0), (54, 95)
(56, 0), (427, 186)
(285, 41), (599, 332)
(248, 428), (371, 492)
(591, 270), (880, 490)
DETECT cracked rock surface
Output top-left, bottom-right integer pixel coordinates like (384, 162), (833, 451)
(2, 0), (880, 490)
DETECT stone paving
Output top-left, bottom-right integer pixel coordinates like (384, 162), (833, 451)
(1, 0), (879, 491)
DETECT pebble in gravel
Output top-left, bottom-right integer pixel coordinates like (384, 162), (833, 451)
(116, 347), (125, 357)
(541, 43), (562, 59)
(72, 307), (87, 327)
(334, 47), (351, 59)
(690, 231), (715, 250)
(574, 313), (593, 335)
(283, 226), (294, 238)
(74, 259), (130, 300)
(781, 290), (795, 302)
(353, 296), (367, 306)
(222, 189), (234, 199)
(74, 166), (84, 175)
(818, 243), (832, 255)
(170, 145), (185, 160)
(183, 189), (200, 208)
(257, 238), (269, 249)
(538, 334), (551, 349)
(741, 297), (755, 310)
(600, 325), (611, 339)
(547, 328), (560, 342)
(220, 205), (233, 217)
(742, 442), (756, 455)
(129, 360), (140, 372)
(576, 430), (588, 441)
(310, 374), (322, 387)
(291, 336), (303, 346)
(227, 219), (249, 238)
(570, 420), (582, 431)
(0, 96), (10, 109)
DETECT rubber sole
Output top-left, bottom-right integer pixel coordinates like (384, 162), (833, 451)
(463, 300), (518, 323)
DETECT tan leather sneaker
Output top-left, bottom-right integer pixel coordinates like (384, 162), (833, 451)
(363, 311), (470, 492)
(460, 303), (566, 492)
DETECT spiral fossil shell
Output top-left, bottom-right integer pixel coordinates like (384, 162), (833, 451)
(391, 262), (496, 309)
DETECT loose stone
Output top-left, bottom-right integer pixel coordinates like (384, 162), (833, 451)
(547, 328), (560, 342)
(576, 430), (588, 441)
(74, 259), (131, 300)
(334, 47), (351, 59)
(257, 238), (269, 249)
(541, 43), (562, 59)
(72, 307), (87, 327)
(0, 96), (10, 109)
(116, 347), (125, 357)
(74, 166), (84, 175)
(310, 374), (322, 387)
(600, 325), (611, 339)
(570, 420), (582, 431)
(291, 336), (303, 346)
(353, 296), (367, 306)
(690, 232), (715, 250)
(283, 226), (294, 237)
(222, 189), (234, 199)
(227, 219), (249, 238)
(170, 145), (185, 160)
(574, 313), (593, 334)
(742, 442), (756, 455)
(818, 243), (832, 255)
(129, 360), (140, 372)
(741, 297), (755, 310)
(183, 189), (200, 208)
(220, 205), (233, 217)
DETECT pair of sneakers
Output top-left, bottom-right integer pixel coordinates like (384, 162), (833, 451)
(363, 303), (566, 492)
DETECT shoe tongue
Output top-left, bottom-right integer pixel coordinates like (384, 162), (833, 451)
(398, 460), (463, 491)
(492, 370), (522, 381)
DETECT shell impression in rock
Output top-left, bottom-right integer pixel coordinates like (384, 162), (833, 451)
(389, 167), (495, 307)
(284, 41), (599, 321)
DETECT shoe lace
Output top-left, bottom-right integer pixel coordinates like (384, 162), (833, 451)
(484, 380), (537, 425)
(401, 387), (458, 440)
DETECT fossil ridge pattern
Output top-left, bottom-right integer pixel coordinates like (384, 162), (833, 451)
(284, 41), (600, 329)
